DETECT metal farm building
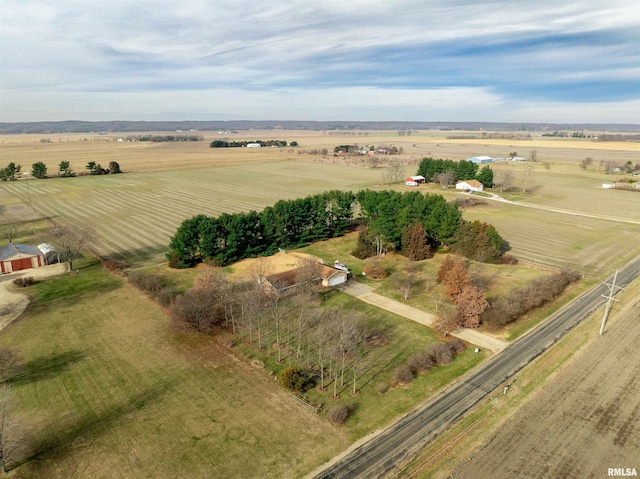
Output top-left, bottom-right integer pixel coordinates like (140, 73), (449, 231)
(0, 243), (45, 274)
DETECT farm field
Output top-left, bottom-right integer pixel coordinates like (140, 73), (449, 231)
(2, 159), (639, 272)
(1, 160), (383, 264)
(448, 284), (640, 479)
(1, 129), (639, 478)
(1, 130), (638, 175)
(487, 161), (640, 222)
(461, 200), (640, 274)
(0, 258), (482, 478)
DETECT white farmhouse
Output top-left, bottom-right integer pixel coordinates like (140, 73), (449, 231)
(455, 179), (484, 192)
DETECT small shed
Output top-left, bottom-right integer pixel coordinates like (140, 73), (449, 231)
(455, 179), (484, 192)
(0, 243), (45, 274)
(37, 243), (58, 265)
(602, 183), (616, 189)
(246, 143), (262, 148)
(405, 175), (426, 186)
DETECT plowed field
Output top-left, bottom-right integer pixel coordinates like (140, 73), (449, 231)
(451, 298), (640, 479)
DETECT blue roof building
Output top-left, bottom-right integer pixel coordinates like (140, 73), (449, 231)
(467, 156), (494, 164)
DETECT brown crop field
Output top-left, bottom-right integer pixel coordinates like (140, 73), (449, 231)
(448, 282), (640, 479)
(2, 130), (638, 174)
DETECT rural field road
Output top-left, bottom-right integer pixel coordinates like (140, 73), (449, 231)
(314, 256), (640, 479)
(480, 191), (640, 226)
(337, 281), (508, 354)
(0, 263), (68, 333)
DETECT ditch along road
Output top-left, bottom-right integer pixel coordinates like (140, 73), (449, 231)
(312, 256), (640, 479)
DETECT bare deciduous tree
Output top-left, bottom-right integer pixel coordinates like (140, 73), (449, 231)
(49, 224), (94, 271)
(248, 257), (273, 282)
(295, 255), (322, 297)
(432, 307), (459, 337)
(170, 287), (221, 332)
(494, 169), (514, 193)
(393, 262), (419, 301)
(436, 169), (456, 188)
(0, 386), (31, 473)
(580, 157), (593, 170)
(381, 160), (404, 184)
(0, 350), (22, 382)
(0, 224), (17, 243)
(521, 164), (533, 193)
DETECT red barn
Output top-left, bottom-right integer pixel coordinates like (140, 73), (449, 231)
(405, 175), (425, 186)
(0, 243), (45, 274)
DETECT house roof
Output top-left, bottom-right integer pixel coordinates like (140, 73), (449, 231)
(264, 263), (347, 291)
(0, 243), (41, 261)
(457, 179), (482, 187)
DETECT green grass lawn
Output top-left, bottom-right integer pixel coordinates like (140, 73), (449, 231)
(3, 259), (350, 478)
(1, 258), (487, 478)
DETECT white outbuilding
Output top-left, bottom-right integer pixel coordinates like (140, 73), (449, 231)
(405, 175), (426, 186)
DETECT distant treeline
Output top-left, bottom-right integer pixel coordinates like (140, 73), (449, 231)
(210, 139), (288, 148)
(2, 120), (640, 134)
(446, 133), (531, 140)
(167, 189), (504, 268)
(597, 134), (640, 142)
(127, 134), (203, 142)
(333, 144), (403, 154)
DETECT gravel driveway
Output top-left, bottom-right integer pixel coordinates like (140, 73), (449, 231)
(0, 263), (68, 333)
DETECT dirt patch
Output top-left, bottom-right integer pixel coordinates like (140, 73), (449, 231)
(450, 297), (640, 479)
(0, 263), (68, 332)
(228, 252), (319, 279)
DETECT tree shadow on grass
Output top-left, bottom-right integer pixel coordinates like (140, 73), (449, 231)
(103, 245), (168, 268)
(4, 350), (85, 386)
(10, 379), (177, 472)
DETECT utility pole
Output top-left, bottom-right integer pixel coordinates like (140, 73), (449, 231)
(599, 269), (623, 336)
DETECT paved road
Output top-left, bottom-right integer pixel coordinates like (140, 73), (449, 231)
(314, 257), (640, 479)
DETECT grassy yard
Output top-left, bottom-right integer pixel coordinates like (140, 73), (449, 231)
(2, 259), (350, 478)
(2, 258), (484, 478)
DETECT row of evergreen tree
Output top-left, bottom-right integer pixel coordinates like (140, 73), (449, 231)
(209, 139), (289, 148)
(168, 190), (355, 267)
(167, 189), (504, 268)
(416, 157), (493, 187)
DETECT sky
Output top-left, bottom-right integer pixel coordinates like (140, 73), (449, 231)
(1, 0), (639, 123)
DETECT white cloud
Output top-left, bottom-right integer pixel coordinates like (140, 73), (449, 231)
(1, 0), (639, 122)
